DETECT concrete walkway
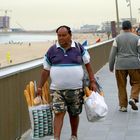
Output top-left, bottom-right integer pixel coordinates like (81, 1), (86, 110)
(21, 63), (140, 140)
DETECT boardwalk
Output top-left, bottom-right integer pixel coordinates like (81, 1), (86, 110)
(21, 63), (140, 140)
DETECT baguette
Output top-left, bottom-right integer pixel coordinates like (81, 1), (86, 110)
(42, 81), (50, 103)
(24, 89), (32, 107)
(29, 81), (35, 106)
(26, 84), (31, 99)
(84, 87), (92, 97)
(33, 96), (42, 105)
(99, 91), (104, 96)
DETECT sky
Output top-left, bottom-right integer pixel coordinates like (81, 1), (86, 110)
(0, 0), (140, 30)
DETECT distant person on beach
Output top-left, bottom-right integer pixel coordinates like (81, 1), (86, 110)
(29, 42), (31, 46)
(107, 31), (111, 40)
(109, 20), (140, 112)
(37, 25), (97, 140)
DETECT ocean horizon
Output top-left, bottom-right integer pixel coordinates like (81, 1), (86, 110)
(0, 33), (57, 44)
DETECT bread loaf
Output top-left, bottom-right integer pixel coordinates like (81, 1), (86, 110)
(99, 91), (104, 96)
(33, 96), (42, 105)
(26, 84), (31, 99)
(24, 89), (32, 107)
(42, 81), (50, 103)
(29, 81), (35, 106)
(84, 87), (92, 97)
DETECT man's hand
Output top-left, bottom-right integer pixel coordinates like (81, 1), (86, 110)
(89, 81), (97, 92)
(37, 88), (42, 96)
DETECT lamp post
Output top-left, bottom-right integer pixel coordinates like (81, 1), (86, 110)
(115, 0), (120, 34)
(126, 0), (132, 23)
(115, 0), (133, 34)
(138, 8), (140, 23)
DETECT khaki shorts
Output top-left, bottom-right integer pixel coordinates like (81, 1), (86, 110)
(50, 89), (84, 116)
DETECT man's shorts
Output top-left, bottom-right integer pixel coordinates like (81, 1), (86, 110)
(50, 89), (84, 116)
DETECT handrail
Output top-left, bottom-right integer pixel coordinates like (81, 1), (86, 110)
(0, 58), (43, 79)
(86, 38), (114, 49)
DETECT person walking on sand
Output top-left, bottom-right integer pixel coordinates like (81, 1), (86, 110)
(109, 20), (140, 112)
(37, 25), (97, 140)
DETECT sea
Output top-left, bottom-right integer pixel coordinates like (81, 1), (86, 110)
(0, 33), (57, 44)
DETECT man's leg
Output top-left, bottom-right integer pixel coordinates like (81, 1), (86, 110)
(51, 90), (67, 140)
(54, 112), (66, 140)
(66, 89), (84, 139)
(129, 69), (140, 101)
(115, 70), (128, 108)
(69, 114), (79, 137)
(128, 69), (140, 110)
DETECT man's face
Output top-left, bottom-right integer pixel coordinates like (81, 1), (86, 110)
(57, 27), (71, 47)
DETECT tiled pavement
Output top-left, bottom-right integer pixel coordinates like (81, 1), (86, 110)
(21, 63), (140, 140)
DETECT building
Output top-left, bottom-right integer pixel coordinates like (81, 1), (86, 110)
(80, 24), (100, 33)
(0, 16), (10, 31)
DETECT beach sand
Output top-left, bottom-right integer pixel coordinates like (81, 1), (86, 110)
(0, 41), (53, 68)
(0, 33), (108, 68)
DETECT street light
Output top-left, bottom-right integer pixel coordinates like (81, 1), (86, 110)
(138, 8), (140, 22)
(115, 0), (133, 34)
(126, 0), (132, 23)
(115, 0), (120, 34)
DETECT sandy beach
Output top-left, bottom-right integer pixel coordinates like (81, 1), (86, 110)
(0, 33), (108, 68)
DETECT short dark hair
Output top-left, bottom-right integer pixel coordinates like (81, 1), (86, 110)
(56, 25), (72, 35)
(122, 20), (132, 30)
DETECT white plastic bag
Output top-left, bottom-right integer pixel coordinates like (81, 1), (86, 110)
(84, 91), (108, 122)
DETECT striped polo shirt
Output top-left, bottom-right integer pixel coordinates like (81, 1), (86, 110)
(43, 40), (90, 90)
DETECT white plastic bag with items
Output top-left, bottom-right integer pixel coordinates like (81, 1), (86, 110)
(84, 91), (108, 122)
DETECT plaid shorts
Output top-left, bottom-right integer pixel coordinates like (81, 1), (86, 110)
(50, 89), (84, 116)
